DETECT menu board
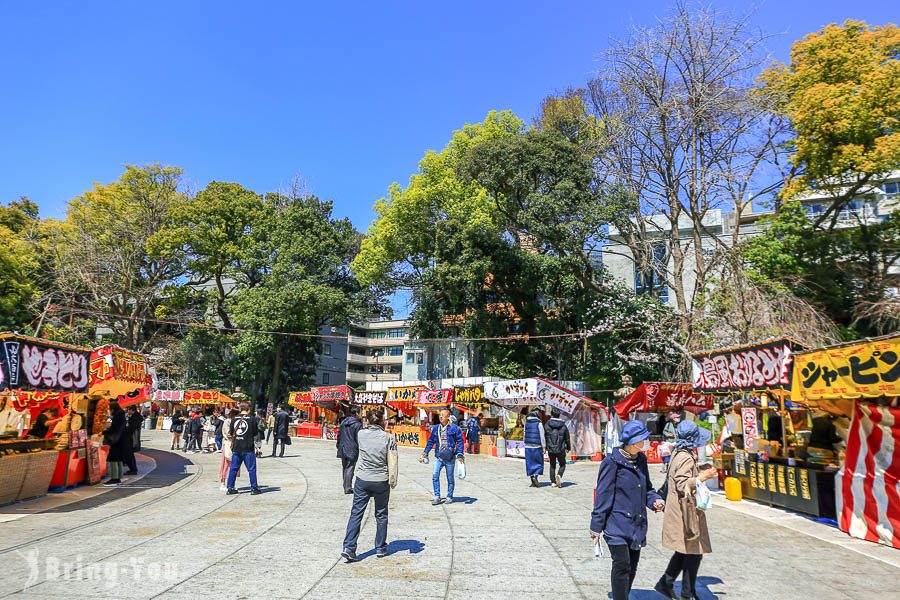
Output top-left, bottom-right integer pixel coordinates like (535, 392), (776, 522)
(85, 438), (103, 485)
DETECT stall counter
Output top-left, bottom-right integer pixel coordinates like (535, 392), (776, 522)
(732, 449), (836, 518)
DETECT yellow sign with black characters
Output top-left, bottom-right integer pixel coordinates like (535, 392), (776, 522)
(792, 336), (899, 402)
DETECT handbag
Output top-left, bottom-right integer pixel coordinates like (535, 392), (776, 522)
(456, 460), (467, 480)
(695, 480), (712, 511)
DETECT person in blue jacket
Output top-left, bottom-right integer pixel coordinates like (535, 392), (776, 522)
(590, 421), (665, 600)
(421, 409), (465, 505)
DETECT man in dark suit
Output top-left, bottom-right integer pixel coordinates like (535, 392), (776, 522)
(271, 404), (291, 458)
(336, 407), (363, 494)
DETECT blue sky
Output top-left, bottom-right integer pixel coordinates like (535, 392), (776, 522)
(1, 1), (895, 315)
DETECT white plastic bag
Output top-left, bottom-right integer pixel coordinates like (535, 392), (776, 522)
(456, 460), (467, 480)
(695, 480), (712, 511)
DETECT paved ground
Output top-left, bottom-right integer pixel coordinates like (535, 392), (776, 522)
(0, 430), (897, 599)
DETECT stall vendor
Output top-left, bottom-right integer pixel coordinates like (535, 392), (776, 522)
(0, 397), (25, 435)
(27, 407), (61, 439)
(808, 413), (842, 453)
(766, 410), (784, 455)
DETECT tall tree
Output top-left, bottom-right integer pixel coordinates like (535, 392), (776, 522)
(761, 20), (900, 227)
(41, 164), (187, 349)
(0, 198), (40, 330)
(587, 3), (787, 345)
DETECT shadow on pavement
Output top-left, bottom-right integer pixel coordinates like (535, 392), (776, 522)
(610, 576), (723, 599)
(38, 449), (194, 513)
(357, 539), (426, 560)
(448, 496), (478, 504)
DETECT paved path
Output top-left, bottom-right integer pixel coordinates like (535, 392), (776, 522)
(0, 430), (897, 599)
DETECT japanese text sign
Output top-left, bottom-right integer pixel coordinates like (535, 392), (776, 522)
(484, 379), (537, 402)
(691, 338), (802, 393)
(791, 337), (900, 401)
(387, 386), (424, 403)
(353, 391), (386, 406)
(288, 391), (313, 406)
(452, 385), (487, 409)
(742, 407), (759, 450)
(312, 385), (353, 404)
(0, 336), (90, 394)
(414, 389), (453, 407)
(536, 380), (580, 415)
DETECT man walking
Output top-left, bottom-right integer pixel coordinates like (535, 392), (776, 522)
(544, 408), (571, 487)
(124, 406), (143, 475)
(336, 407), (363, 494)
(422, 409), (464, 505)
(465, 414), (481, 454)
(213, 410), (224, 450)
(341, 411), (398, 562)
(226, 402), (261, 495)
(271, 404), (290, 458)
(188, 412), (204, 453)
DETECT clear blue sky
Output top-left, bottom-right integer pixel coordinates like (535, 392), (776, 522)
(1, 1), (895, 314)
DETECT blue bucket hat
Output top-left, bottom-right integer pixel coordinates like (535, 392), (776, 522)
(620, 421), (651, 447)
(675, 419), (711, 450)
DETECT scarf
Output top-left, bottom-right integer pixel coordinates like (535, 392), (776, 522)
(619, 447), (638, 461)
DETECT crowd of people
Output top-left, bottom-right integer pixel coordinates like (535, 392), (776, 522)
(142, 401), (716, 597)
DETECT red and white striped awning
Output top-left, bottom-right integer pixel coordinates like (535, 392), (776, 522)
(837, 401), (900, 549)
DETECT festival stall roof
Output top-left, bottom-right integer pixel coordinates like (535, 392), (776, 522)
(288, 391), (314, 407)
(0, 333), (91, 395)
(789, 334), (900, 549)
(691, 337), (805, 395)
(386, 385), (425, 415)
(182, 390), (235, 405)
(613, 382), (712, 418)
(414, 388), (453, 409)
(88, 344), (152, 407)
(451, 384), (490, 414)
(483, 378), (607, 417)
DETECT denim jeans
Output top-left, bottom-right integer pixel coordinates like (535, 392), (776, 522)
(342, 478), (390, 553)
(227, 451), (258, 490)
(432, 457), (455, 499)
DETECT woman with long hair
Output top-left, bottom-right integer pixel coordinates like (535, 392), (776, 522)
(170, 410), (185, 450)
(219, 409), (240, 491)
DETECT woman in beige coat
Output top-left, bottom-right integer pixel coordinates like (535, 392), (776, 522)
(656, 420), (717, 600)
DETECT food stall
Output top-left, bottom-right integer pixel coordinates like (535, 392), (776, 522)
(484, 378), (608, 459)
(384, 386), (428, 446)
(288, 386), (350, 439)
(790, 335), (900, 548)
(0, 334), (92, 504)
(451, 385), (497, 454)
(691, 337), (839, 518)
(613, 382), (713, 463)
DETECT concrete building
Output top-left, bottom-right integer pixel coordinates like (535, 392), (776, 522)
(344, 319), (410, 386)
(313, 324), (348, 387)
(401, 338), (483, 381)
(602, 173), (900, 305)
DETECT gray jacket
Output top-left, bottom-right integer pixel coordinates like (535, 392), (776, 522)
(355, 425), (398, 484)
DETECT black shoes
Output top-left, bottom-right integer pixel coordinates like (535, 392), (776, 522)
(530, 476), (539, 487)
(341, 550), (358, 563)
(250, 488), (261, 495)
(431, 497), (443, 506)
(226, 488), (238, 495)
(103, 479), (122, 486)
(376, 548), (388, 558)
(654, 576), (677, 599)
(125, 470), (138, 476)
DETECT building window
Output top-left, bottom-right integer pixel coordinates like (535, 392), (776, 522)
(388, 328), (408, 338)
(406, 351), (424, 365)
(322, 372), (330, 385)
(635, 243), (669, 303)
(882, 182), (899, 195)
(388, 346), (403, 356)
(368, 330), (387, 338)
(323, 343), (332, 356)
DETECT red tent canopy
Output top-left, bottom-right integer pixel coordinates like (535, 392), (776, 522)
(614, 382), (712, 418)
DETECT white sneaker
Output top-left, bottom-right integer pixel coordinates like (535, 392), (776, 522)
(219, 483), (226, 491)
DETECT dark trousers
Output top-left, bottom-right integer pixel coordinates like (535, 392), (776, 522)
(341, 458), (356, 493)
(608, 544), (641, 600)
(182, 433), (191, 451)
(124, 446), (137, 473)
(663, 552), (703, 598)
(188, 434), (202, 452)
(228, 451), (258, 490)
(343, 478), (390, 553)
(549, 451), (567, 481)
(271, 438), (285, 457)
(466, 437), (478, 454)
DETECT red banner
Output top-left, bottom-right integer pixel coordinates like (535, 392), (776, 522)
(312, 385), (353, 405)
(414, 389), (453, 408)
(614, 382), (712, 418)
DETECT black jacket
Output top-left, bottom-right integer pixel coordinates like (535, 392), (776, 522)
(214, 416), (224, 438)
(229, 413), (259, 454)
(104, 408), (129, 462)
(273, 409), (290, 440)
(189, 416), (203, 435)
(544, 418), (571, 454)
(336, 414), (363, 461)
(127, 411), (143, 434)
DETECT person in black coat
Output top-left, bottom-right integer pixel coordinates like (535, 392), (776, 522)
(544, 408), (571, 487)
(188, 413), (203, 453)
(103, 401), (129, 486)
(591, 421), (665, 600)
(336, 407), (363, 494)
(271, 405), (291, 458)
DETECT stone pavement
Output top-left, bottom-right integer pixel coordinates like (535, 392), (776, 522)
(0, 430), (897, 599)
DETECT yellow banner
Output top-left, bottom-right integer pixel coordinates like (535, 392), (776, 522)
(387, 386), (424, 403)
(792, 336), (899, 402)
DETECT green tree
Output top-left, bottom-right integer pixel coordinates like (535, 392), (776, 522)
(41, 164), (187, 349)
(762, 20), (900, 225)
(0, 198), (40, 330)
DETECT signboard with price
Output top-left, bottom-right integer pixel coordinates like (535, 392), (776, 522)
(741, 408), (759, 450)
